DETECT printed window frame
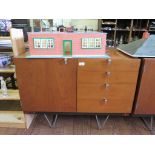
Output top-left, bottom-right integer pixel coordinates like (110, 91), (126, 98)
(81, 38), (102, 49)
(33, 38), (55, 49)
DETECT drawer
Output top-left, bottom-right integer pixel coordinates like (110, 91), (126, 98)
(77, 83), (136, 100)
(78, 70), (139, 84)
(78, 58), (140, 72)
(0, 111), (36, 128)
(77, 99), (133, 113)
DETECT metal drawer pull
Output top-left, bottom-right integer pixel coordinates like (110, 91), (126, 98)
(107, 58), (112, 64)
(64, 58), (68, 64)
(105, 71), (111, 76)
(101, 98), (108, 104)
(104, 83), (110, 88)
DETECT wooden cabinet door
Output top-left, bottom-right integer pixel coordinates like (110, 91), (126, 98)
(134, 58), (155, 114)
(14, 58), (77, 112)
(47, 59), (77, 112)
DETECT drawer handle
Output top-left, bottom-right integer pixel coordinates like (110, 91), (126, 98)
(104, 83), (110, 88)
(64, 58), (68, 64)
(101, 98), (108, 104)
(107, 58), (112, 65)
(105, 71), (111, 76)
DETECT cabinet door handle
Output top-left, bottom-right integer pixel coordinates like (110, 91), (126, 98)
(105, 71), (111, 76)
(104, 83), (110, 88)
(101, 98), (108, 104)
(107, 58), (112, 65)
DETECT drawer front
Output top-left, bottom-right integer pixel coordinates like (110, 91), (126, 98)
(78, 58), (140, 72)
(78, 71), (139, 84)
(77, 99), (133, 113)
(77, 83), (136, 100)
(78, 58), (111, 72)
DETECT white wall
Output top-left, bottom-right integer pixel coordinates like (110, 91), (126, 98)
(53, 19), (98, 31)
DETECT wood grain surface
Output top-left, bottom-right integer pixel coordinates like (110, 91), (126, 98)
(14, 58), (77, 112)
(77, 49), (140, 113)
(134, 58), (155, 114)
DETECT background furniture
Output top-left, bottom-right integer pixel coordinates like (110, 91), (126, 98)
(98, 19), (155, 47)
(0, 29), (35, 128)
(134, 58), (155, 115)
(116, 41), (155, 131)
(2, 19), (155, 47)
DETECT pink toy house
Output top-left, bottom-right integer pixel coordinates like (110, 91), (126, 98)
(28, 32), (107, 56)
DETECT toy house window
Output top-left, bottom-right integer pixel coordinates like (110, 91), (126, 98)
(34, 38), (54, 49)
(82, 38), (102, 49)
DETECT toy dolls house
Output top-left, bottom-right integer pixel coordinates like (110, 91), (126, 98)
(28, 32), (107, 56)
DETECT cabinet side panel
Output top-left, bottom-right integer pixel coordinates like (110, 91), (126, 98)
(134, 58), (155, 114)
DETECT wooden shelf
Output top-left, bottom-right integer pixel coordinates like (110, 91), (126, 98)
(101, 29), (115, 31)
(0, 65), (15, 73)
(0, 111), (25, 128)
(133, 29), (147, 31)
(102, 29), (130, 31)
(102, 22), (116, 25)
(0, 89), (20, 100)
(116, 29), (130, 31)
(0, 37), (11, 40)
(149, 30), (155, 32)
(0, 111), (36, 128)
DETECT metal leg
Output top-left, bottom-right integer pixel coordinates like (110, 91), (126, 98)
(141, 116), (155, 131)
(95, 115), (110, 129)
(95, 115), (101, 129)
(44, 113), (58, 128)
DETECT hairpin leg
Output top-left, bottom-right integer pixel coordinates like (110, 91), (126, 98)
(95, 115), (110, 129)
(44, 113), (58, 128)
(95, 115), (101, 129)
(141, 116), (155, 131)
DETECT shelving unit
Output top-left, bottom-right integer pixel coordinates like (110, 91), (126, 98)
(0, 28), (35, 128)
(0, 57), (22, 127)
(100, 19), (117, 47)
(0, 36), (11, 40)
(0, 88), (23, 128)
(99, 19), (155, 47)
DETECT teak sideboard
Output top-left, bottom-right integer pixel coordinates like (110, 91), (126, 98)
(14, 49), (140, 114)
